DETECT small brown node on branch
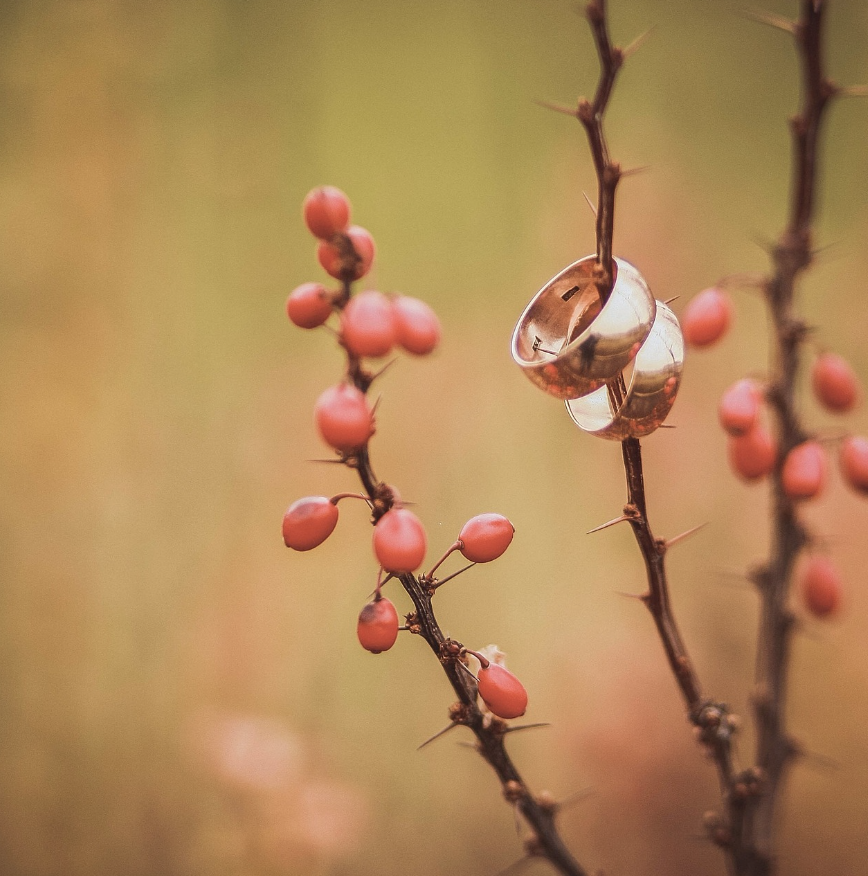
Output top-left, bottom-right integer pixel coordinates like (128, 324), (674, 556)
(503, 780), (526, 804)
(448, 701), (471, 725)
(524, 833), (544, 858)
(536, 790), (558, 813)
(577, 97), (594, 125)
(440, 638), (464, 664)
(702, 811), (731, 847)
(603, 162), (621, 185)
(404, 612), (421, 635)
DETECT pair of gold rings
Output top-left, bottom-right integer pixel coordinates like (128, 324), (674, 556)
(511, 255), (684, 440)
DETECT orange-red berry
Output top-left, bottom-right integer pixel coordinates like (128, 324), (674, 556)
(682, 287), (732, 348)
(317, 225), (375, 280)
(341, 290), (397, 358)
(811, 352), (860, 413)
(800, 555), (842, 618)
(781, 440), (827, 500)
(357, 596), (399, 653)
(314, 383), (374, 452)
(392, 295), (441, 356)
(286, 282), (333, 329)
(477, 662), (528, 719)
(458, 513), (515, 563)
(728, 425), (776, 482)
(718, 379), (762, 437)
(372, 508), (427, 574)
(839, 435), (868, 494)
(302, 185), (351, 240)
(282, 496), (339, 551)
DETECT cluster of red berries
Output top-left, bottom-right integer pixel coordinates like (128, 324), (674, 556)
(682, 284), (867, 618)
(282, 186), (528, 720)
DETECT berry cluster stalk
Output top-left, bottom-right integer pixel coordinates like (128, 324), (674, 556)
(291, 216), (589, 874)
(342, 332), (587, 876)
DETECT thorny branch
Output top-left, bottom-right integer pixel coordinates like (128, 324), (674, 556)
(333, 272), (587, 875)
(738, 3), (839, 874)
(568, 0), (745, 868)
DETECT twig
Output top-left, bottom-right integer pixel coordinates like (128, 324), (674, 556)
(573, 0), (742, 868)
(339, 285), (588, 876)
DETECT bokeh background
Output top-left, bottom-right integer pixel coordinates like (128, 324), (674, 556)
(2, 1), (868, 874)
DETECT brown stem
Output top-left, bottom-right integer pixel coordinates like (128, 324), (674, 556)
(576, 1), (742, 867)
(336, 274), (587, 876)
(736, 4), (835, 874)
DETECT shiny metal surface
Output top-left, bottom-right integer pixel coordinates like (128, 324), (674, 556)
(511, 255), (656, 400)
(565, 301), (684, 440)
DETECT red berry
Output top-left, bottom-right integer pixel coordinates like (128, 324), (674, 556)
(372, 508), (427, 573)
(314, 384), (374, 452)
(477, 662), (528, 719)
(341, 290), (397, 358)
(839, 435), (868, 494)
(718, 379), (762, 437)
(286, 282), (333, 329)
(302, 186), (351, 240)
(392, 295), (441, 356)
(458, 513), (515, 563)
(682, 287), (732, 348)
(727, 425), (776, 481)
(282, 496), (339, 551)
(357, 596), (399, 653)
(811, 352), (860, 413)
(317, 225), (376, 280)
(800, 555), (842, 618)
(781, 440), (826, 500)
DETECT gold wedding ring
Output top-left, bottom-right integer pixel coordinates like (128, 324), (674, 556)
(565, 301), (684, 440)
(511, 255), (656, 400)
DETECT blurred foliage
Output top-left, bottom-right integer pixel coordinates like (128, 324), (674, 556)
(0, 1), (867, 875)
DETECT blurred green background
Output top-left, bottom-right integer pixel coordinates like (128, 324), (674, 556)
(1, 1), (868, 874)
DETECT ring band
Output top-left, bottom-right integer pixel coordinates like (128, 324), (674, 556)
(564, 301), (684, 440)
(511, 255), (656, 400)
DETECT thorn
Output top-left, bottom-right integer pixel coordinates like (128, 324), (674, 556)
(430, 562), (477, 591)
(620, 164), (651, 178)
(663, 296), (680, 305)
(556, 787), (596, 810)
(658, 423), (677, 429)
(491, 856), (532, 876)
(370, 393), (383, 415)
(582, 190), (598, 217)
(306, 457), (346, 464)
(587, 514), (631, 534)
(716, 271), (767, 290)
(744, 8), (796, 34)
(838, 84), (868, 98)
(417, 722), (459, 750)
(503, 722), (552, 736)
(622, 25), (656, 59)
(615, 589), (647, 602)
(794, 746), (840, 772)
(369, 357), (399, 382)
(533, 98), (578, 117)
(664, 522), (708, 549)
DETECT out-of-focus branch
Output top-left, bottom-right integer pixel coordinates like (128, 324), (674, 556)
(738, 3), (837, 873)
